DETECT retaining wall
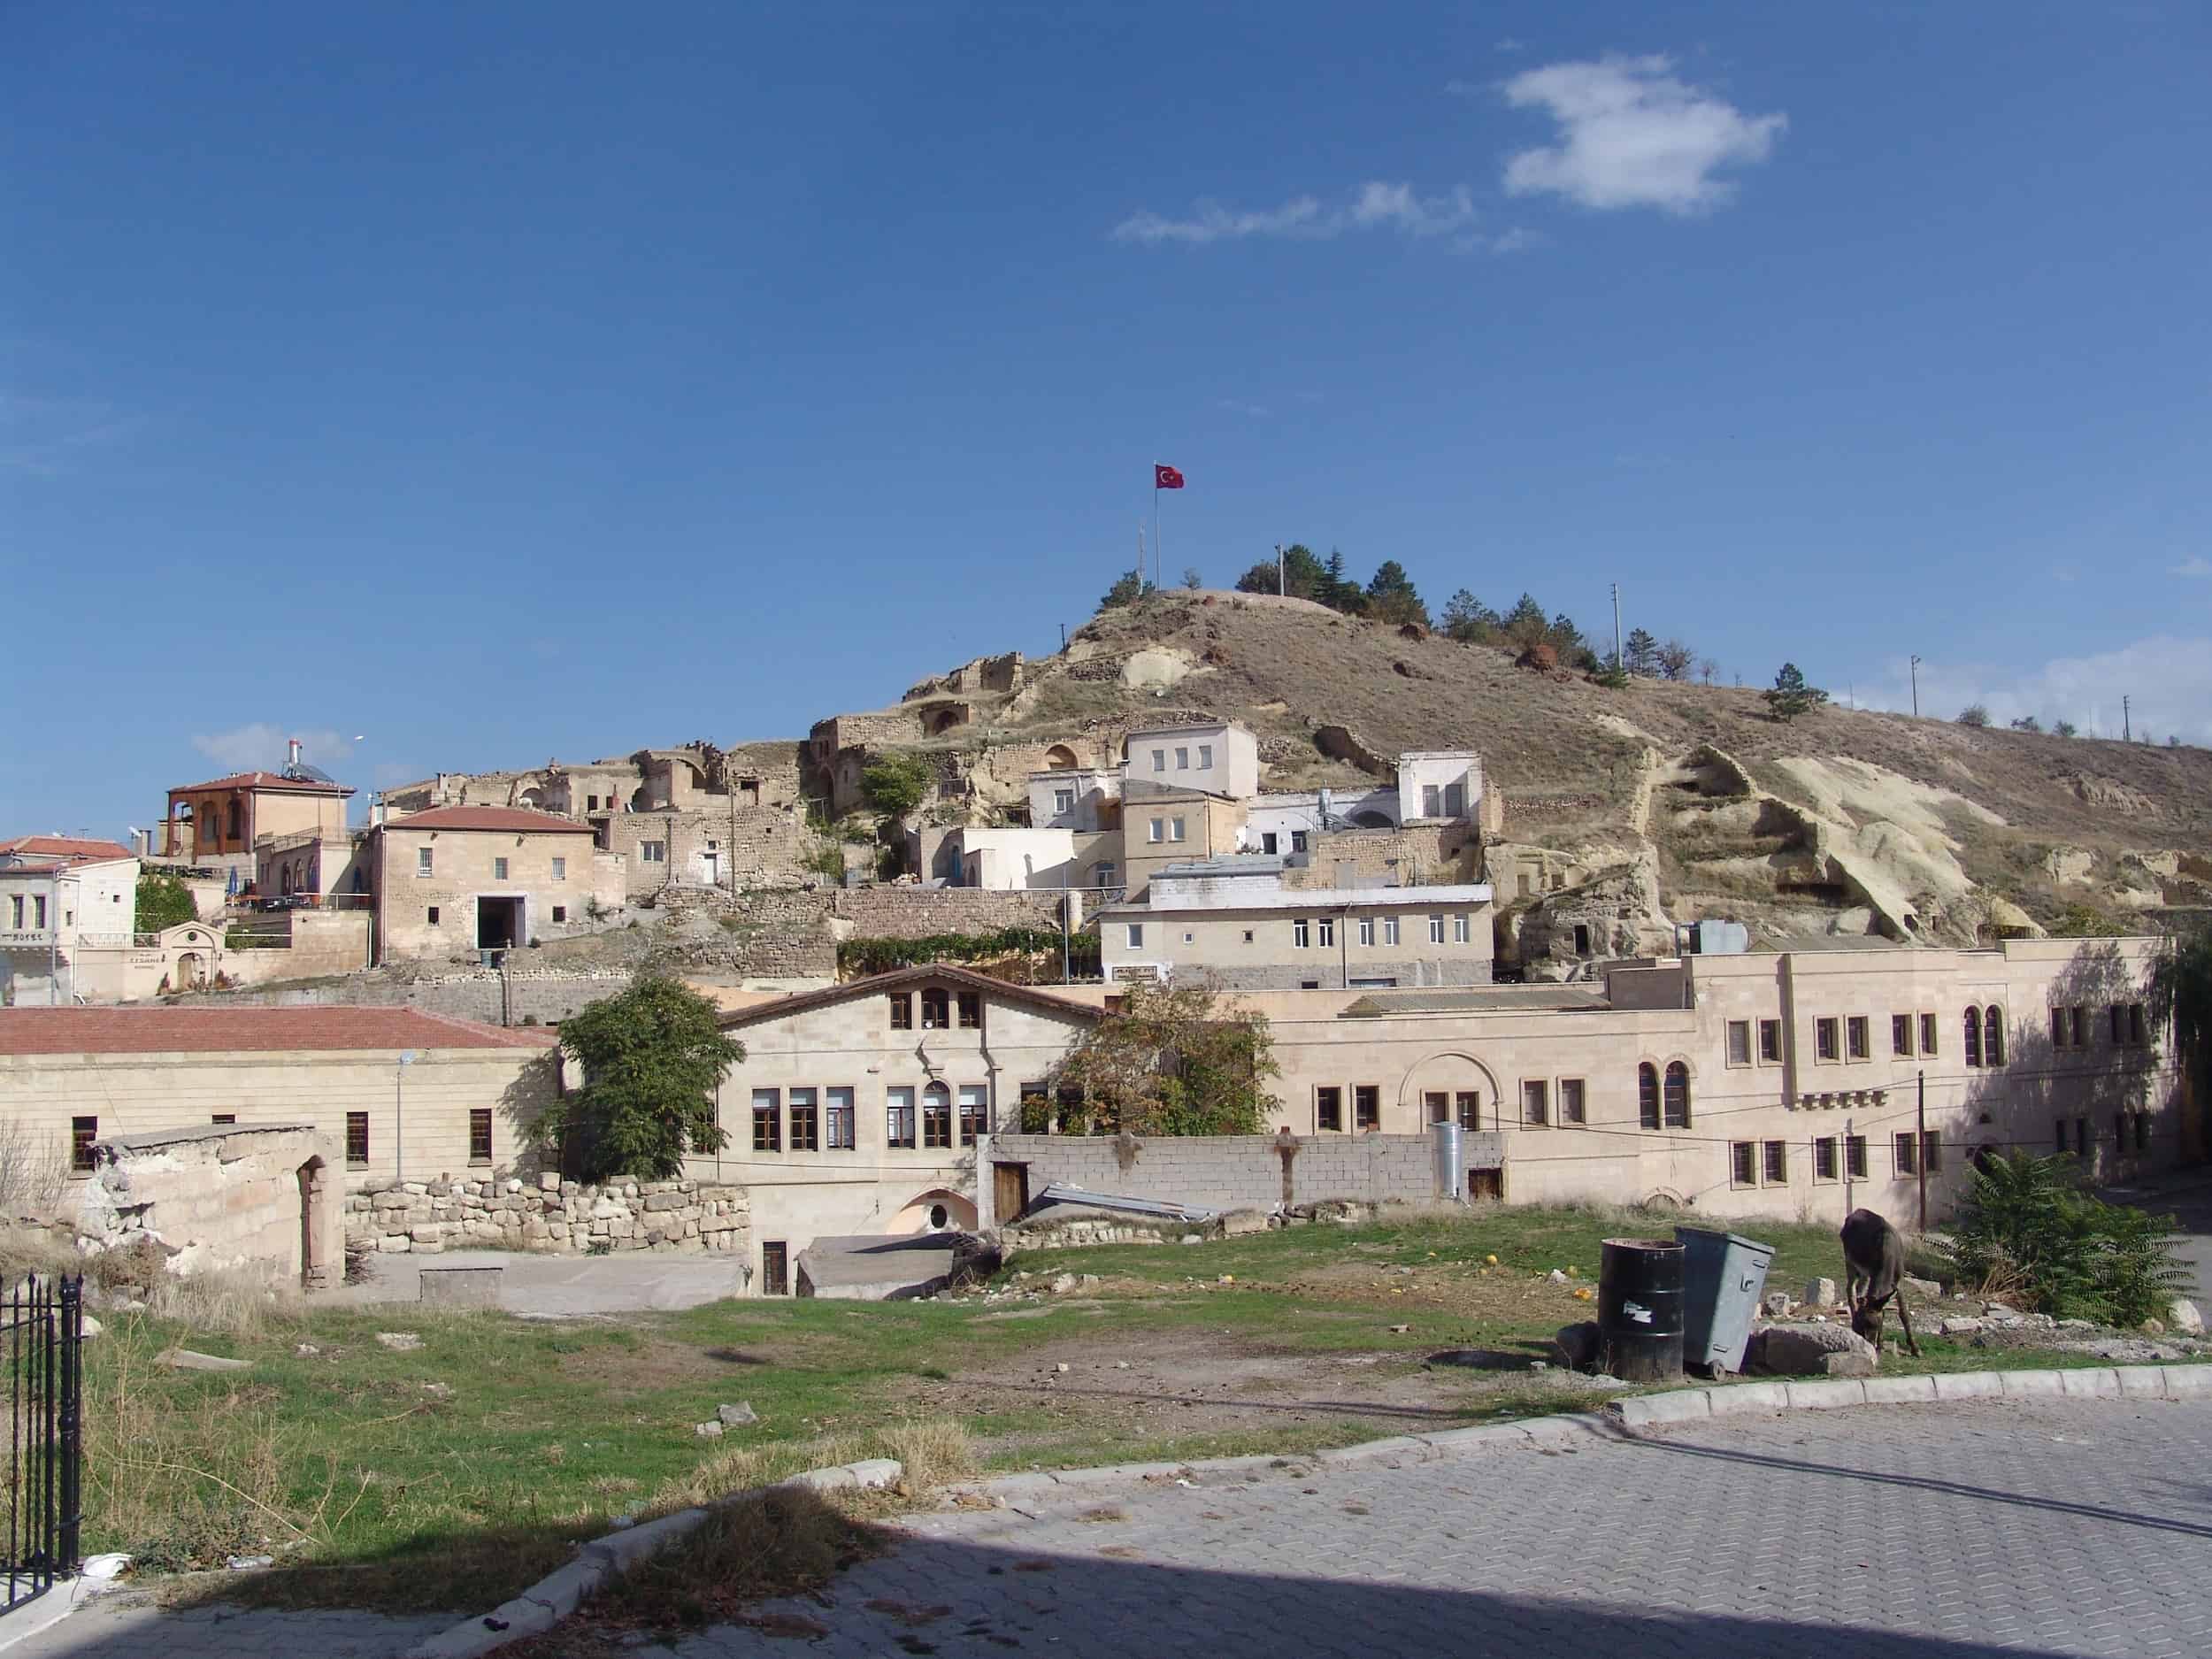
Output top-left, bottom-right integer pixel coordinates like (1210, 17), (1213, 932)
(344, 1171), (750, 1259)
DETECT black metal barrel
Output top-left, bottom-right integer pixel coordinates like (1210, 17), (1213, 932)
(1598, 1236), (1686, 1384)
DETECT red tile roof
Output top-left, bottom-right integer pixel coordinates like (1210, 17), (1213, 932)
(0, 1006), (559, 1057)
(380, 805), (595, 835)
(0, 836), (136, 865)
(169, 772), (353, 795)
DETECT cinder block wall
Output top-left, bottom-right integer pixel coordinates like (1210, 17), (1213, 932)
(981, 1132), (1455, 1224)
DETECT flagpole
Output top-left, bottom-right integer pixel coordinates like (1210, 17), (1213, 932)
(1151, 465), (1160, 591)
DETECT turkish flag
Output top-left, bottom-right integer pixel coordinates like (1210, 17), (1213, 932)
(1154, 464), (1186, 489)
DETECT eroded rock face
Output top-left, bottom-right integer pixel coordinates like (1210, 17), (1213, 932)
(1504, 854), (1675, 982)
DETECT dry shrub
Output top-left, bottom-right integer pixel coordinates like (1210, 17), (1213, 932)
(0, 1121), (70, 1217)
(588, 1485), (887, 1632)
(142, 1263), (301, 1340)
(648, 1418), (972, 1515)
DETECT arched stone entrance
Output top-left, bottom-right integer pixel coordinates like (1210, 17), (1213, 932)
(296, 1156), (334, 1289)
(1397, 1051), (1502, 1133)
(175, 952), (207, 990)
(887, 1187), (977, 1234)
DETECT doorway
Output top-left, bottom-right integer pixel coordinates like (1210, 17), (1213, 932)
(761, 1241), (789, 1296)
(993, 1162), (1030, 1225)
(477, 896), (523, 950)
(296, 1156), (333, 1289)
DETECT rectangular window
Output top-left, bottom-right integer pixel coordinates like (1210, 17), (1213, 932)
(1427, 915), (1445, 945)
(1921, 1131), (1941, 1173)
(1846, 1135), (1868, 1179)
(956, 991), (982, 1030)
(1148, 818), (1164, 843)
(1920, 1012), (1938, 1056)
(922, 1089), (952, 1148)
(920, 988), (949, 1029)
(1197, 744), (1212, 769)
(1894, 1132), (1917, 1176)
(1170, 817), (1186, 842)
(2137, 1112), (2151, 1153)
(751, 1088), (782, 1152)
(1725, 1021), (1751, 1066)
(1847, 1017), (1870, 1061)
(1453, 913), (1471, 944)
(1558, 1079), (1586, 1125)
(1425, 1090), (1450, 1125)
(2111, 1003), (2127, 1045)
(826, 1087), (856, 1149)
(346, 1111), (370, 1166)
(1175, 746), (1189, 769)
(887, 1087), (917, 1148)
(469, 1109), (493, 1164)
(1357, 916), (1374, 946)
(1290, 830), (1308, 853)
(1354, 1085), (1381, 1130)
(1383, 916), (1401, 947)
(1455, 1090), (1481, 1130)
(1316, 1086), (1343, 1133)
(587, 795), (599, 811)
(1152, 749), (1166, 772)
(2051, 1007), (2068, 1048)
(551, 856), (566, 880)
(762, 1085), (806, 1152)
(7, 896), (19, 927)
(1126, 923), (1145, 949)
(889, 992), (913, 1030)
(1731, 1141), (1755, 1187)
(1814, 1137), (1838, 1181)
(1763, 1140), (1787, 1184)
(493, 856), (509, 880)
(211, 1113), (235, 1125)
(641, 841), (665, 863)
(2076, 1114), (2089, 1155)
(1816, 1018), (1839, 1061)
(1422, 784), (1442, 817)
(1055, 788), (1075, 816)
(958, 1085), (987, 1145)
(417, 847), (434, 876)
(1261, 832), (1279, 855)
(1893, 1014), (1913, 1056)
(1444, 781), (1465, 818)
(426, 906), (440, 925)
(1758, 1018), (1782, 1063)
(66, 1116), (97, 1173)
(2130, 1003), (2147, 1046)
(551, 905), (566, 923)
(1317, 918), (1335, 949)
(2071, 1006), (2086, 1048)
(2055, 1117), (2070, 1154)
(1293, 918), (1310, 949)
(1522, 1079), (1549, 1125)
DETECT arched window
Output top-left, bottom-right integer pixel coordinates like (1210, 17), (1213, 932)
(1663, 1062), (1692, 1129)
(1984, 1006), (2004, 1066)
(225, 799), (242, 841)
(1637, 1063), (1660, 1131)
(1963, 1006), (1983, 1069)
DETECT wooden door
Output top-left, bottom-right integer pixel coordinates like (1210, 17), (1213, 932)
(994, 1163), (1029, 1225)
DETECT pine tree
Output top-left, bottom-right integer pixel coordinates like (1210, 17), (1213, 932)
(1364, 560), (1428, 626)
(1440, 589), (1498, 643)
(1763, 662), (1830, 723)
(1624, 628), (1659, 675)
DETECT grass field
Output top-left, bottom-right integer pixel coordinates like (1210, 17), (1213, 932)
(82, 1203), (2189, 1616)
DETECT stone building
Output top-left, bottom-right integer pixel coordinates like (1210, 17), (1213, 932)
(159, 761), (354, 879)
(1, 836), (140, 1005)
(368, 804), (622, 960)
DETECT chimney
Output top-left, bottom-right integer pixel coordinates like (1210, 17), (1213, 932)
(288, 737), (303, 770)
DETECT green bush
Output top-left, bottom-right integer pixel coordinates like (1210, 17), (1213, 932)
(1947, 1153), (2186, 1322)
(135, 874), (197, 935)
(837, 927), (1098, 979)
(860, 755), (930, 818)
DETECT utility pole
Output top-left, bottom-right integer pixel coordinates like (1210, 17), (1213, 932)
(2124, 695), (2131, 743)
(1610, 583), (1623, 670)
(1916, 1070), (1928, 1233)
(1276, 542), (1286, 596)
(1909, 656), (1921, 718)
(396, 1050), (417, 1185)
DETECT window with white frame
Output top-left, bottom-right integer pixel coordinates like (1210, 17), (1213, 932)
(1317, 918), (1334, 948)
(641, 841), (665, 863)
(1452, 913), (1471, 944)
(417, 847), (434, 876)
(551, 856), (565, 880)
(1293, 918), (1310, 949)
(1357, 916), (1374, 947)
(494, 856), (509, 880)
(1148, 818), (1164, 843)
(886, 1087), (917, 1149)
(1383, 916), (1401, 947)
(1125, 923), (1144, 949)
(1197, 744), (1212, 768)
(1170, 817), (1186, 842)
(1176, 747), (1189, 769)
(1422, 784), (1442, 817)
(1055, 788), (1074, 816)
(1427, 915), (1445, 944)
(1152, 749), (1166, 772)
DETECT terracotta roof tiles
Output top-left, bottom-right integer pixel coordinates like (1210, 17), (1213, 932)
(0, 1006), (559, 1057)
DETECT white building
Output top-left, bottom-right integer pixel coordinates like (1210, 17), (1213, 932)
(0, 837), (142, 1006)
(1120, 720), (1260, 801)
(1026, 767), (1122, 832)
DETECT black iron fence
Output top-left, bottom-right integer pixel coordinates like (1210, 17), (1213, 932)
(3, 1276), (81, 1610)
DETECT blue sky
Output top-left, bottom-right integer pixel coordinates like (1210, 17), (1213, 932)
(6, 3), (2209, 838)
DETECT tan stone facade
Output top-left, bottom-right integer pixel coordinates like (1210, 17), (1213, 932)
(370, 806), (621, 960)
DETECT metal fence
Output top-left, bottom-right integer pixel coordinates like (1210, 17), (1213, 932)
(2, 1276), (81, 1610)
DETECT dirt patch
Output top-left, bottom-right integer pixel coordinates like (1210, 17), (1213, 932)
(554, 1334), (789, 1394)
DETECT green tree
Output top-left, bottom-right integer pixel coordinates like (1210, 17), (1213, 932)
(1051, 979), (1280, 1135)
(1957, 704), (1992, 727)
(1548, 611), (1595, 670)
(860, 754), (930, 818)
(1181, 565), (1202, 592)
(1100, 568), (1152, 609)
(1363, 560), (1429, 626)
(1235, 543), (1327, 600)
(1500, 593), (1549, 649)
(1317, 549), (1363, 614)
(1440, 589), (1499, 643)
(541, 976), (742, 1180)
(1762, 662), (1830, 723)
(2050, 902), (2126, 938)
(2055, 720), (2079, 738)
(2152, 928), (2212, 1162)
(134, 873), (197, 935)
(1623, 628), (1659, 676)
(2010, 715), (2044, 733)
(1593, 652), (1632, 690)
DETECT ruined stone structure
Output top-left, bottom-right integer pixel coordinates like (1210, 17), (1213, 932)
(343, 1171), (749, 1259)
(78, 1124), (345, 1286)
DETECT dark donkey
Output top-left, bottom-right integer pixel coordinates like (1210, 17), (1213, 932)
(1840, 1207), (1921, 1357)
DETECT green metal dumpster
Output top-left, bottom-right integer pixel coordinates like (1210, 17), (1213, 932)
(1674, 1225), (1775, 1379)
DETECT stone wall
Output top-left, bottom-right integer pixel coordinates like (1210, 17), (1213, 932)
(831, 886), (1064, 941)
(1279, 824), (1480, 889)
(977, 1131), (1499, 1227)
(80, 1124), (344, 1286)
(344, 1171), (750, 1258)
(172, 966), (637, 1024)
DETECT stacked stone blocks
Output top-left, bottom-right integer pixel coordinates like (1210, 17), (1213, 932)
(345, 1171), (749, 1257)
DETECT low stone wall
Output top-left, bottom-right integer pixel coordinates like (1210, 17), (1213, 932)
(343, 1171), (750, 1257)
(978, 1131), (1500, 1229)
(165, 966), (637, 1023)
(831, 887), (1064, 940)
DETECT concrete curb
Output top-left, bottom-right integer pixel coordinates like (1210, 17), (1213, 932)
(1609, 1364), (2208, 1430)
(402, 1457), (902, 1659)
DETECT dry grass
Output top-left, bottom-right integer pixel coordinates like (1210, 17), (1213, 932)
(648, 1417), (975, 1513)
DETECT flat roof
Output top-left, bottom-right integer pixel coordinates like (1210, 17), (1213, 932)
(1340, 985), (1611, 1017)
(377, 805), (595, 835)
(0, 1007), (557, 1057)
(1104, 882), (1494, 918)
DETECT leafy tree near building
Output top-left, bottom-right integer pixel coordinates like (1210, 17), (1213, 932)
(861, 753), (930, 818)
(1049, 980), (1280, 1136)
(1762, 663), (1830, 723)
(134, 874), (197, 935)
(539, 975), (741, 1180)
(1957, 704), (1992, 727)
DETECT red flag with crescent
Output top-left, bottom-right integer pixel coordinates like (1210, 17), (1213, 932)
(1154, 464), (1185, 489)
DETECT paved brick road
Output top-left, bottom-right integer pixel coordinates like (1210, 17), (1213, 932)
(665, 1396), (2212, 1659)
(9, 1397), (2208, 1657)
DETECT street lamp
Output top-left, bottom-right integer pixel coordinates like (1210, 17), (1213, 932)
(396, 1050), (416, 1183)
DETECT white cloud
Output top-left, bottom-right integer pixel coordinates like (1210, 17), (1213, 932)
(1456, 226), (1541, 256)
(1501, 54), (1785, 214)
(190, 722), (346, 773)
(2170, 556), (2212, 578)
(1856, 635), (2212, 744)
(1113, 181), (1473, 245)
